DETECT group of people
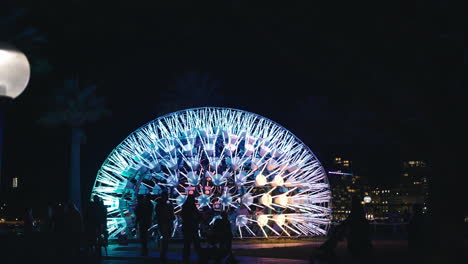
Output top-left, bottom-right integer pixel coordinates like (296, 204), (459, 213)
(135, 193), (234, 263)
(21, 197), (108, 258)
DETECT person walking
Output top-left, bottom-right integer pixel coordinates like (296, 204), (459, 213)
(155, 192), (175, 262)
(135, 194), (153, 256)
(181, 195), (202, 263)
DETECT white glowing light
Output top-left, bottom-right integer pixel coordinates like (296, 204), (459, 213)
(257, 214), (269, 227)
(235, 172), (248, 186)
(255, 173), (267, 186)
(91, 107), (331, 239)
(273, 214), (286, 226)
(260, 193), (272, 206)
(270, 175), (284, 187)
(0, 43), (30, 99)
(363, 196), (372, 203)
(275, 194), (289, 206)
(236, 215), (248, 227)
(241, 193), (254, 207)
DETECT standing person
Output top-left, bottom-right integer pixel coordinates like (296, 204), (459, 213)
(181, 195), (202, 263)
(155, 192), (175, 262)
(344, 196), (373, 262)
(53, 202), (66, 233)
(23, 207), (35, 235)
(213, 211), (234, 261)
(84, 196), (100, 256)
(407, 204), (425, 255)
(135, 194), (153, 256)
(52, 202), (66, 257)
(64, 202), (83, 257)
(96, 196), (108, 256)
(40, 203), (55, 233)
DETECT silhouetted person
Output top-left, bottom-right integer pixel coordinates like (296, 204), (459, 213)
(23, 208), (34, 236)
(135, 194), (153, 256)
(84, 195), (102, 256)
(407, 204), (425, 255)
(64, 202), (83, 257)
(52, 202), (66, 233)
(155, 192), (175, 262)
(181, 195), (202, 263)
(213, 211), (234, 262)
(314, 221), (346, 263)
(344, 196), (372, 261)
(95, 196), (108, 256)
(40, 204), (55, 233)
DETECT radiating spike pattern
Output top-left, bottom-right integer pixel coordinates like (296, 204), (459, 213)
(91, 107), (332, 239)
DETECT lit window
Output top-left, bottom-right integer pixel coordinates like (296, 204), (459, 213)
(12, 177), (18, 188)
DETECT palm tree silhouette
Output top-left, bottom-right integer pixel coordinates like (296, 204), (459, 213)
(39, 76), (110, 209)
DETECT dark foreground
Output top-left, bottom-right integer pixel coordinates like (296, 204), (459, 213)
(1, 234), (467, 264)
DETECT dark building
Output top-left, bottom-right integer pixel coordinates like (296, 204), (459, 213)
(365, 160), (429, 222)
(328, 157), (368, 222)
(327, 158), (430, 223)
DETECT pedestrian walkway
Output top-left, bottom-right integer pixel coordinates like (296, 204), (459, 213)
(105, 243), (310, 263)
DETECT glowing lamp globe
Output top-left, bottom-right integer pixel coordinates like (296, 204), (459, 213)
(257, 215), (269, 227)
(260, 193), (272, 206)
(274, 194), (289, 206)
(0, 43), (30, 99)
(255, 173), (267, 186)
(270, 174), (284, 187)
(273, 214), (286, 226)
(363, 196), (372, 203)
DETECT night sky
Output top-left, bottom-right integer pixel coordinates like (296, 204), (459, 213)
(1, 1), (462, 210)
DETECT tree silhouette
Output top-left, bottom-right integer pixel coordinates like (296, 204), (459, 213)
(39, 76), (110, 209)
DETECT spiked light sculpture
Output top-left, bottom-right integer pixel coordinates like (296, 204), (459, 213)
(92, 107), (332, 239)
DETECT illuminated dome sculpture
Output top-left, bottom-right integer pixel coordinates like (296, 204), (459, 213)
(92, 107), (332, 239)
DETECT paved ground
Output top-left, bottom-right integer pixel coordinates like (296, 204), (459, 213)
(105, 242), (312, 263)
(102, 240), (411, 264)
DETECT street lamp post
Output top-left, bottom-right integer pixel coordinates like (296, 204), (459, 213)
(0, 42), (30, 192)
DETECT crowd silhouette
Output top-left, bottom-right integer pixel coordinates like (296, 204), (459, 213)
(10, 192), (431, 264)
(9, 192), (238, 264)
